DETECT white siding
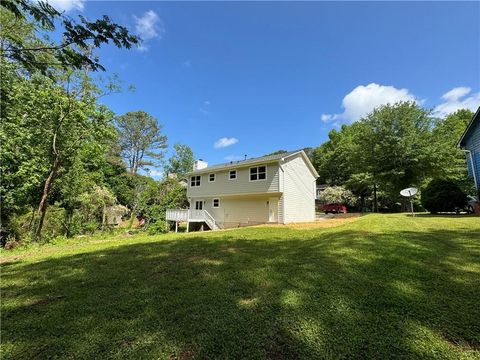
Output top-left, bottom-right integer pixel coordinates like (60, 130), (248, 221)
(187, 163), (280, 198)
(282, 154), (316, 223)
(192, 195), (279, 228)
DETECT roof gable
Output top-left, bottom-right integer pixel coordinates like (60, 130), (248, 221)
(458, 107), (480, 147)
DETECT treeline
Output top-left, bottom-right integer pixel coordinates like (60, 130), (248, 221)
(310, 102), (474, 211)
(0, 1), (191, 245)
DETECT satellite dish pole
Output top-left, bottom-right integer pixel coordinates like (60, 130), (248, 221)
(400, 187), (418, 217)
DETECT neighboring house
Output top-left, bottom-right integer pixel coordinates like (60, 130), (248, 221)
(316, 183), (328, 200)
(166, 150), (319, 230)
(458, 107), (480, 196)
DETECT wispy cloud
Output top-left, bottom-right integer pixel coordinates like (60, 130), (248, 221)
(46, 0), (84, 12)
(433, 87), (480, 117)
(182, 60), (191, 68)
(133, 10), (164, 51)
(321, 83), (417, 124)
(199, 100), (211, 115)
(214, 137), (238, 149)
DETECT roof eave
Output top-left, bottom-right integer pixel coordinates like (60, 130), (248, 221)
(457, 106), (480, 148)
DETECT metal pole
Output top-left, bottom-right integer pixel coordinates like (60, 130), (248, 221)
(408, 190), (415, 217)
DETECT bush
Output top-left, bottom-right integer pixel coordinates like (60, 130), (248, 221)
(147, 220), (168, 234)
(318, 186), (356, 206)
(421, 179), (467, 213)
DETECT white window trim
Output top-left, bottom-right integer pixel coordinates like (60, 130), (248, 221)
(190, 175), (201, 187)
(208, 173), (216, 182)
(249, 165), (267, 182)
(212, 198), (220, 208)
(194, 199), (204, 210)
(228, 169), (237, 180)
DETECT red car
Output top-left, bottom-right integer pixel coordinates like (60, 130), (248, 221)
(323, 203), (347, 214)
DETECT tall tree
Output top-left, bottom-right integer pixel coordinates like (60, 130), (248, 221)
(116, 111), (168, 174)
(354, 102), (436, 210)
(164, 143), (194, 178)
(431, 109), (474, 185)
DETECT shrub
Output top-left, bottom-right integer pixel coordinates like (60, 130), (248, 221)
(421, 179), (467, 213)
(318, 186), (356, 206)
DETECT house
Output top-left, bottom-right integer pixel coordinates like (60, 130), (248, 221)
(458, 107), (480, 197)
(166, 150), (319, 231)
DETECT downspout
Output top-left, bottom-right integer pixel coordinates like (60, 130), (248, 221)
(461, 149), (479, 195)
(279, 158), (285, 224)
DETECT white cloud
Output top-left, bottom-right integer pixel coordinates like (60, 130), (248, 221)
(433, 87), (480, 117)
(45, 0), (84, 12)
(321, 83), (417, 123)
(214, 137), (238, 149)
(133, 10), (164, 51)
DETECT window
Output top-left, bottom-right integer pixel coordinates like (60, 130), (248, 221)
(250, 166), (267, 181)
(229, 170), (237, 180)
(209, 173), (215, 182)
(213, 198), (220, 208)
(190, 175), (201, 187)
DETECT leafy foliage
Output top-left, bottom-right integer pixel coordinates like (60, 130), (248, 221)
(421, 179), (468, 213)
(318, 186), (356, 206)
(164, 143), (194, 178)
(311, 102), (475, 211)
(0, 0), (138, 74)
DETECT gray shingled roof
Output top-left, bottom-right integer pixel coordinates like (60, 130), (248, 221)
(189, 150), (302, 174)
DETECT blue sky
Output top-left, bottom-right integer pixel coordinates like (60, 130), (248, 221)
(51, 1), (480, 174)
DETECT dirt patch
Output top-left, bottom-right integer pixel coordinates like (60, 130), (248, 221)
(170, 345), (196, 360)
(27, 295), (66, 307)
(258, 213), (362, 230)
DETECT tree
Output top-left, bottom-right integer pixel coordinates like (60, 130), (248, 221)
(430, 109), (475, 192)
(164, 143), (194, 178)
(354, 102), (437, 211)
(0, 0), (138, 74)
(116, 111), (168, 174)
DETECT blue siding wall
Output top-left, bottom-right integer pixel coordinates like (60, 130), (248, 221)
(464, 120), (480, 190)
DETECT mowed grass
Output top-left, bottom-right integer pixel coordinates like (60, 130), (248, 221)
(1, 214), (480, 359)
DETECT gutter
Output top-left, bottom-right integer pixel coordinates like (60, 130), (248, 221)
(461, 149), (479, 191)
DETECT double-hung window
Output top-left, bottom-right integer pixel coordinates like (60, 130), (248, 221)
(250, 166), (267, 181)
(209, 173), (215, 182)
(229, 170), (237, 180)
(213, 198), (220, 208)
(190, 175), (201, 187)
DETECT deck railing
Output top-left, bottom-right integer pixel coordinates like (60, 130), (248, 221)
(166, 209), (218, 230)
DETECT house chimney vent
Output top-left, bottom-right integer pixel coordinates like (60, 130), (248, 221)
(193, 159), (208, 171)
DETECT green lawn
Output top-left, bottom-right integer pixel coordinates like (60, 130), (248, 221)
(2, 214), (480, 359)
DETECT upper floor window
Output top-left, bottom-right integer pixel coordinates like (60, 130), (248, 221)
(229, 170), (237, 180)
(190, 175), (201, 187)
(209, 173), (215, 182)
(250, 166), (267, 181)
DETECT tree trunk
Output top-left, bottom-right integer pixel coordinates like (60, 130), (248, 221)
(34, 155), (60, 240)
(373, 183), (378, 213)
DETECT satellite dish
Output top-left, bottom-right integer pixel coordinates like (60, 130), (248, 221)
(400, 187), (418, 217)
(400, 187), (418, 197)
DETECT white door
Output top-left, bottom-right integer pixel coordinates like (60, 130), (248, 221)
(268, 198), (278, 222)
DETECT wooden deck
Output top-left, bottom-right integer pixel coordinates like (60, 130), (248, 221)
(166, 209), (219, 231)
